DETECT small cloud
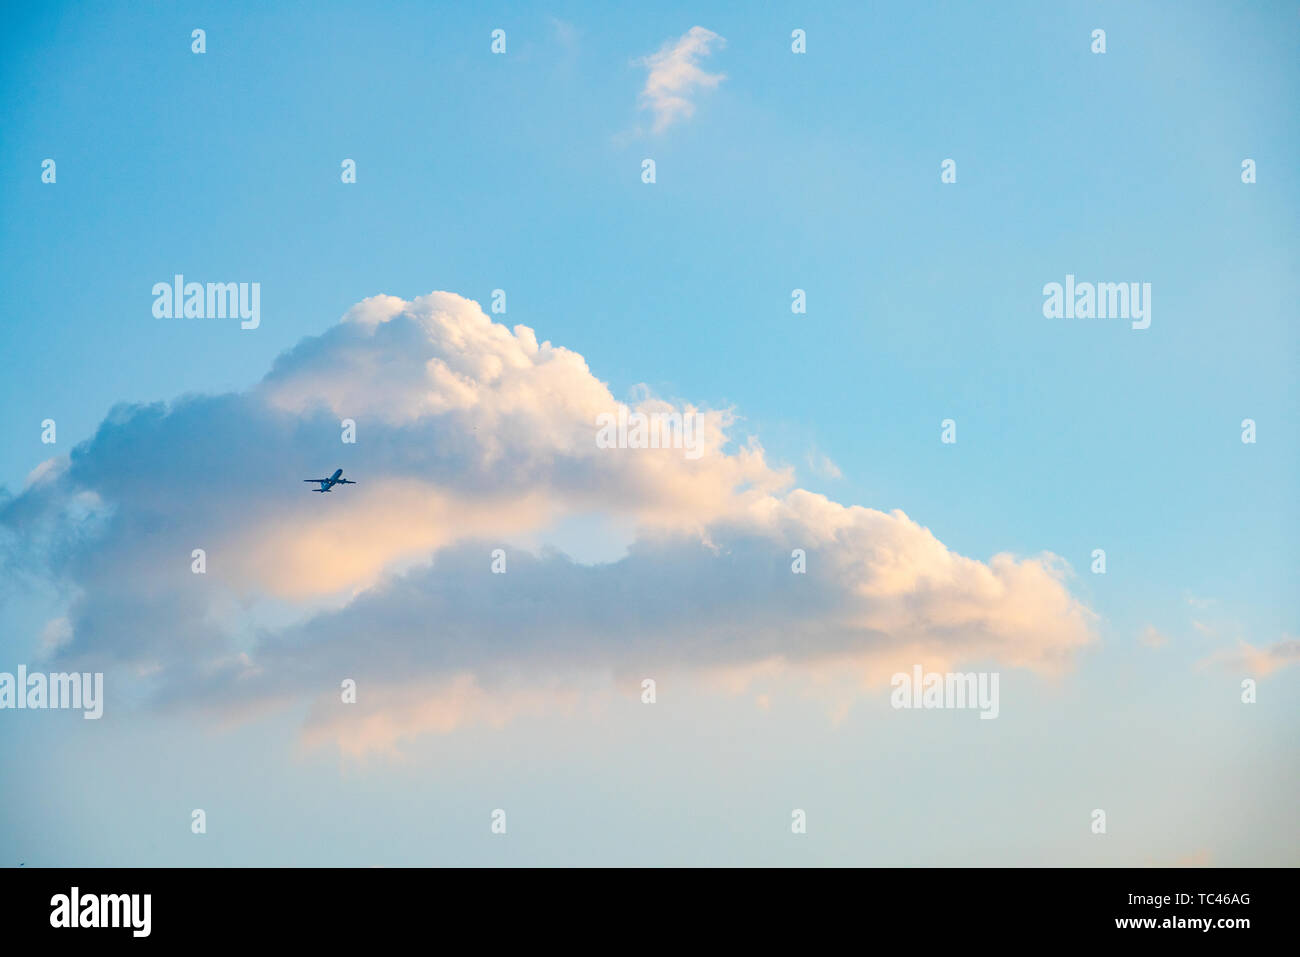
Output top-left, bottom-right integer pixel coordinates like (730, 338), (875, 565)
(806, 449), (842, 480)
(637, 26), (725, 133)
(1197, 637), (1300, 678)
(24, 456), (67, 489)
(549, 16), (578, 50)
(39, 617), (72, 656)
(1138, 625), (1170, 649)
(1185, 593), (1214, 610)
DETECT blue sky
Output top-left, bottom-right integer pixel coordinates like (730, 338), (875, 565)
(0, 1), (1296, 866)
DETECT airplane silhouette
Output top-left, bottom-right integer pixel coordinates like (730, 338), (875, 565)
(303, 468), (356, 493)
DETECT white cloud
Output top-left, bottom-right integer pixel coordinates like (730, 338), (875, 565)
(550, 16), (578, 50)
(806, 449), (843, 480)
(637, 26), (725, 132)
(39, 617), (73, 656)
(2, 290), (1099, 752)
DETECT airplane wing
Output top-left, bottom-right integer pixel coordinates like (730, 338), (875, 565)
(336, 479), (356, 484)
(303, 479), (331, 482)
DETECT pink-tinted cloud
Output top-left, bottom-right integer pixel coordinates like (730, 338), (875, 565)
(1197, 638), (1300, 677)
(2, 291), (1099, 752)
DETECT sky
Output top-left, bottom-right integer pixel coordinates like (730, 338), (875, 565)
(0, 1), (1296, 866)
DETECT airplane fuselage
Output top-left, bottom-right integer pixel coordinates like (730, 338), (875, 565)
(305, 468), (353, 492)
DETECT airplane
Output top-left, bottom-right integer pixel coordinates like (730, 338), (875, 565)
(303, 468), (356, 493)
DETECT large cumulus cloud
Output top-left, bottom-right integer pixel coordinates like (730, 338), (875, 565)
(1, 291), (1097, 751)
